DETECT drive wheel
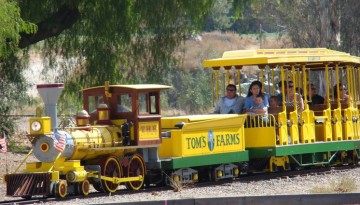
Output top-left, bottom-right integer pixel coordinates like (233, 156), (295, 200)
(100, 156), (122, 193)
(55, 180), (67, 198)
(125, 154), (145, 190)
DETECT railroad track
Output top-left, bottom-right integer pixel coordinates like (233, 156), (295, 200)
(1, 165), (357, 205)
(237, 164), (357, 182)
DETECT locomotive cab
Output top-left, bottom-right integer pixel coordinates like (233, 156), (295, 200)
(82, 83), (171, 146)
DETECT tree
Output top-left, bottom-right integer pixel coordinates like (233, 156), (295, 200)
(249, 0), (360, 96)
(16, 1), (214, 85)
(0, 0), (37, 136)
(8, 0), (220, 114)
(252, 0), (360, 55)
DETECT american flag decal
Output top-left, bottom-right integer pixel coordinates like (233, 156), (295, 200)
(0, 137), (7, 153)
(54, 134), (66, 153)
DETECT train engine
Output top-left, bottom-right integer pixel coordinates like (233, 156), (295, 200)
(3, 82), (171, 198)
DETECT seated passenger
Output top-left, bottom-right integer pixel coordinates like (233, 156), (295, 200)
(296, 87), (303, 96)
(246, 94), (268, 117)
(333, 83), (350, 103)
(243, 80), (269, 113)
(277, 81), (304, 112)
(306, 83), (324, 105)
(269, 96), (280, 107)
(214, 84), (245, 114)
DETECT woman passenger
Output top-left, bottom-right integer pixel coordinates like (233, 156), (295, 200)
(243, 80), (269, 114)
(333, 83), (350, 103)
(278, 81), (304, 112)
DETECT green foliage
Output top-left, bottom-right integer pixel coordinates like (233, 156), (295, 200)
(17, 1), (215, 89)
(249, 0), (360, 55)
(0, 54), (34, 136)
(0, 0), (37, 136)
(8, 1), (220, 115)
(0, 0), (37, 59)
(7, 138), (29, 152)
(167, 68), (213, 114)
(203, 0), (233, 31)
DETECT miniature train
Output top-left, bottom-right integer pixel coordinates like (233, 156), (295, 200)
(3, 48), (360, 198)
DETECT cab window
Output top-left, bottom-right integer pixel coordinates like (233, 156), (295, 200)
(117, 94), (132, 113)
(88, 95), (104, 113)
(138, 93), (148, 114)
(149, 92), (158, 114)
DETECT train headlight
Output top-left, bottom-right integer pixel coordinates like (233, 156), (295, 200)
(31, 121), (42, 132)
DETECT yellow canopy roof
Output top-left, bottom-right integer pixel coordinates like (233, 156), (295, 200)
(203, 48), (360, 69)
(81, 84), (172, 92)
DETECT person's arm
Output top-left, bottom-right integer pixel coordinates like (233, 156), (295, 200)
(213, 98), (222, 114)
(214, 101), (220, 114)
(297, 94), (304, 112)
(252, 107), (266, 114)
(244, 97), (251, 109)
(264, 94), (270, 107)
(243, 97), (252, 113)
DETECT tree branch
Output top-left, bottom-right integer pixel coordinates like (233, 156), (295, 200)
(18, 4), (80, 48)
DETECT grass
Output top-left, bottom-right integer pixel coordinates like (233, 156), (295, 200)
(7, 138), (30, 153)
(309, 177), (356, 193)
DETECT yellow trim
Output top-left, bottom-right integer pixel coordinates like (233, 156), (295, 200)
(29, 117), (51, 135)
(87, 173), (143, 184)
(40, 142), (49, 152)
(269, 156), (289, 172)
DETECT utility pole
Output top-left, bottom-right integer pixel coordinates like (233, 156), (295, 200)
(259, 24), (263, 49)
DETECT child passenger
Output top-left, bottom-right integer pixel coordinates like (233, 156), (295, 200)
(269, 96), (279, 107)
(246, 94), (268, 117)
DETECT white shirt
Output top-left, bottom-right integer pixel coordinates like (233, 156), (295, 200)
(224, 97), (236, 107)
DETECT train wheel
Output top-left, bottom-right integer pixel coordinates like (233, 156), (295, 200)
(208, 167), (217, 182)
(55, 180), (67, 198)
(78, 179), (90, 196)
(101, 157), (122, 193)
(125, 154), (145, 190)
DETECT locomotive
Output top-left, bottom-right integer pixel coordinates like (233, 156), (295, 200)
(4, 48), (360, 199)
(4, 82), (248, 198)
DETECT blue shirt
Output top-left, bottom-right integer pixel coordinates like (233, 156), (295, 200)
(244, 93), (270, 109)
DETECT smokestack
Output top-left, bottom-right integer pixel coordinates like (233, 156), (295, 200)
(37, 83), (64, 131)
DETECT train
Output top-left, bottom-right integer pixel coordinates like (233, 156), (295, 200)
(3, 48), (360, 198)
